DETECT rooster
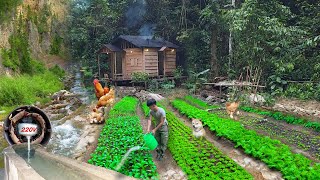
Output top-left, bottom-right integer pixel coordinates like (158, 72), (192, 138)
(104, 87), (110, 94)
(96, 88), (115, 108)
(93, 79), (110, 100)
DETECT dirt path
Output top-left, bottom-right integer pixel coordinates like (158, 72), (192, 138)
(165, 102), (283, 180)
(273, 98), (320, 122)
(136, 103), (186, 180)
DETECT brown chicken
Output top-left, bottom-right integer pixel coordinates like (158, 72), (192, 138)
(96, 88), (115, 108)
(89, 107), (105, 124)
(104, 87), (110, 94)
(93, 79), (104, 100)
(226, 101), (240, 119)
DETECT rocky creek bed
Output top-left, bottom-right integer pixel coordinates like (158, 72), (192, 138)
(0, 70), (103, 167)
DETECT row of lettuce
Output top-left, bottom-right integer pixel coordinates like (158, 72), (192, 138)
(88, 97), (158, 179)
(185, 95), (320, 132)
(142, 102), (253, 180)
(172, 99), (320, 180)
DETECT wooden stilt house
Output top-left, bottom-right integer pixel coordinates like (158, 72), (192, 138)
(97, 35), (179, 81)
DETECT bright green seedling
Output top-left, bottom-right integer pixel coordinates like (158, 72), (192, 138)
(141, 102), (252, 179)
(89, 96), (158, 179)
(172, 99), (320, 180)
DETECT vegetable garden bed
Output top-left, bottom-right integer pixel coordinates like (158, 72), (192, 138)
(172, 99), (320, 180)
(240, 106), (320, 132)
(184, 95), (320, 132)
(88, 96), (158, 179)
(185, 96), (320, 160)
(141, 102), (253, 180)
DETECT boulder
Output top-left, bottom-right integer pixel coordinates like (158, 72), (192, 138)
(205, 96), (215, 102)
(248, 94), (266, 104)
(135, 90), (165, 101)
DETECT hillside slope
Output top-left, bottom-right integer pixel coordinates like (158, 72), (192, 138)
(0, 0), (70, 74)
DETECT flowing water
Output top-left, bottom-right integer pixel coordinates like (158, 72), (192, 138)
(70, 71), (90, 104)
(46, 120), (82, 156)
(46, 69), (90, 157)
(0, 68), (92, 179)
(11, 145), (90, 180)
(115, 146), (142, 171)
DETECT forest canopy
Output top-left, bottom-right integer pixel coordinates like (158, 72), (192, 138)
(67, 0), (319, 96)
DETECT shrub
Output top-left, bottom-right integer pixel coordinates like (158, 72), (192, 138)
(49, 65), (65, 78)
(50, 34), (63, 55)
(132, 72), (149, 82)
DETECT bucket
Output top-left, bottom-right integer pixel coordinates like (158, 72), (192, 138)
(143, 133), (158, 150)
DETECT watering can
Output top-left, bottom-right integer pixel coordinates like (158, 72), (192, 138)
(143, 133), (158, 150)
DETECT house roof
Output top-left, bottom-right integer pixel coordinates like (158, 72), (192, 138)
(100, 44), (122, 52)
(113, 35), (179, 49)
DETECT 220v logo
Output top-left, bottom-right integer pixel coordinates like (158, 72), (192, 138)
(20, 127), (37, 132)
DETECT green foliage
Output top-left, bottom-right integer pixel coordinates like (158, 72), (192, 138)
(0, 0), (22, 22)
(184, 95), (219, 109)
(283, 83), (320, 101)
(132, 72), (149, 82)
(146, 79), (158, 91)
(160, 78), (175, 90)
(37, 4), (51, 35)
(30, 59), (46, 74)
(81, 66), (93, 79)
(268, 75), (288, 96)
(49, 65), (65, 79)
(227, 0), (319, 86)
(2, 14), (46, 75)
(141, 102), (252, 179)
(1, 49), (18, 70)
(172, 99), (320, 180)
(184, 69), (210, 94)
(173, 66), (183, 79)
(88, 97), (158, 179)
(67, 0), (130, 69)
(50, 34), (63, 55)
(0, 71), (63, 106)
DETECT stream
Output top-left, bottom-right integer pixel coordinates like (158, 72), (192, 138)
(0, 69), (93, 180)
(46, 70), (92, 157)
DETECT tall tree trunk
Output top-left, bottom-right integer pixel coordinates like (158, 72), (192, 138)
(211, 26), (218, 79)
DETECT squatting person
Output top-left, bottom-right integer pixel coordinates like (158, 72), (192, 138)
(147, 98), (169, 161)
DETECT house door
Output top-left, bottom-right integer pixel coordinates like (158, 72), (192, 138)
(158, 51), (164, 76)
(115, 52), (122, 75)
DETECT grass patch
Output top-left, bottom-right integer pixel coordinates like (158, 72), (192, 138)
(0, 71), (63, 108)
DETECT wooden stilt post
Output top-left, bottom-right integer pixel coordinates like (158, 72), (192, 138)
(97, 54), (101, 78)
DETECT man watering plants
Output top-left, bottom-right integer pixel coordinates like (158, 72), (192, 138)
(147, 98), (168, 161)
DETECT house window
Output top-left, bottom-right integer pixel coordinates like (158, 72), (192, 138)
(130, 58), (138, 66)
